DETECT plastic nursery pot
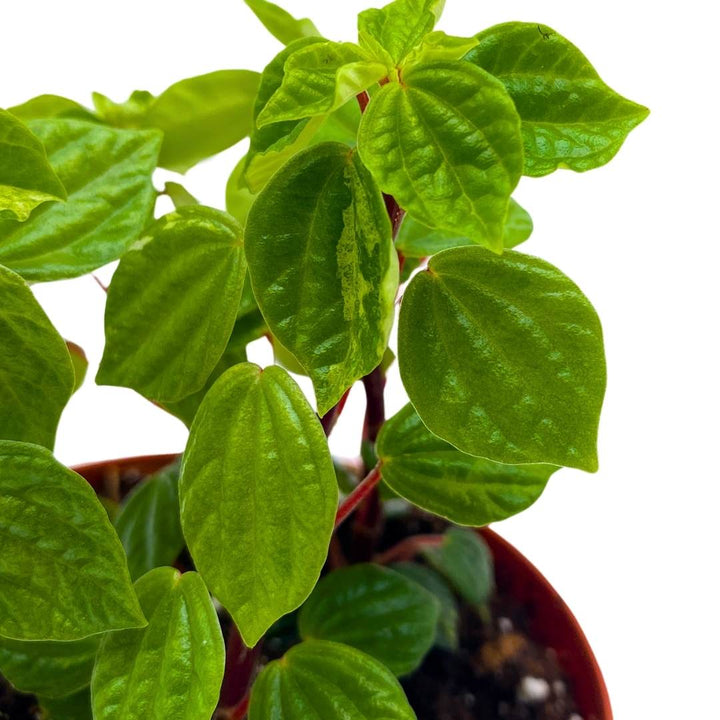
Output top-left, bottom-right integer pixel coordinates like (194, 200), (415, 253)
(74, 454), (612, 720)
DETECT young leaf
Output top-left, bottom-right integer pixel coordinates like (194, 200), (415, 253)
(226, 154), (256, 224)
(162, 181), (198, 208)
(245, 142), (398, 415)
(0, 108), (66, 221)
(163, 309), (267, 427)
(8, 94), (96, 122)
(244, 0), (321, 45)
(396, 198), (532, 258)
(114, 462), (185, 581)
(358, 0), (445, 65)
(402, 31), (478, 66)
(92, 568), (224, 720)
(66, 341), (89, 394)
(0, 265), (74, 448)
(465, 22), (649, 176)
(358, 60), (523, 252)
(0, 120), (161, 282)
(391, 563), (459, 651)
(146, 70), (261, 173)
(377, 404), (557, 525)
(422, 528), (494, 607)
(97, 206), (246, 403)
(298, 563), (440, 676)
(0, 635), (99, 698)
(40, 689), (93, 720)
(256, 41), (385, 127)
(179, 363), (338, 647)
(0, 441), (145, 641)
(398, 247), (606, 471)
(249, 640), (416, 720)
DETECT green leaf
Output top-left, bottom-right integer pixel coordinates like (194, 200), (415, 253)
(97, 206), (246, 403)
(422, 528), (494, 606)
(162, 181), (198, 208)
(114, 462), (185, 581)
(92, 90), (155, 127)
(244, 0), (321, 45)
(398, 246), (606, 471)
(249, 639), (416, 720)
(0, 108), (66, 221)
(226, 154), (257, 224)
(0, 265), (74, 448)
(358, 60), (523, 252)
(391, 563), (459, 651)
(465, 22), (649, 176)
(41, 689), (93, 720)
(299, 563), (439, 676)
(0, 441), (145, 641)
(358, 0), (445, 65)
(8, 95), (97, 122)
(179, 363), (337, 647)
(246, 142), (397, 415)
(0, 119), (161, 282)
(396, 198), (532, 258)
(0, 635), (99, 698)
(147, 70), (261, 173)
(257, 41), (385, 127)
(66, 340), (88, 394)
(163, 308), (267, 426)
(403, 31), (478, 66)
(377, 404), (556, 525)
(92, 567), (224, 720)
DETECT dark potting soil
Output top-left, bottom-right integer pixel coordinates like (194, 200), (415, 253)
(0, 675), (42, 720)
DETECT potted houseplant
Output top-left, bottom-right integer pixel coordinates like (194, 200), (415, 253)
(0, 0), (647, 718)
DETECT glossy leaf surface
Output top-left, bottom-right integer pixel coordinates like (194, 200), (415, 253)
(114, 462), (184, 581)
(249, 639), (416, 720)
(299, 563), (439, 675)
(358, 61), (523, 251)
(246, 142), (397, 414)
(0, 120), (161, 281)
(396, 198), (532, 258)
(403, 31), (478, 66)
(179, 363), (337, 647)
(257, 41), (385, 127)
(358, 0), (445, 65)
(66, 341), (88, 394)
(8, 95), (96, 122)
(0, 265), (74, 448)
(422, 528), (494, 606)
(391, 563), (458, 651)
(377, 404), (556, 525)
(465, 22), (649, 176)
(244, 0), (320, 45)
(97, 206), (246, 403)
(0, 108), (65, 221)
(0, 441), (144, 641)
(92, 568), (224, 720)
(398, 247), (606, 471)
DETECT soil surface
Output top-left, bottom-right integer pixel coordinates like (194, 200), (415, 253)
(0, 675), (41, 720)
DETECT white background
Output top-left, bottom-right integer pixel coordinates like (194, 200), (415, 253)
(2, 1), (718, 717)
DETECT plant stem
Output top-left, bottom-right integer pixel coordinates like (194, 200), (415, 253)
(373, 534), (445, 565)
(320, 388), (350, 436)
(219, 625), (262, 709)
(361, 368), (386, 446)
(356, 90), (370, 113)
(227, 694), (250, 720)
(334, 465), (382, 529)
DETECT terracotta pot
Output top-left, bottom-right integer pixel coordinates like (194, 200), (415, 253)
(74, 454), (612, 720)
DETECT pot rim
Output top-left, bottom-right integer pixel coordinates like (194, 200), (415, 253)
(73, 453), (612, 720)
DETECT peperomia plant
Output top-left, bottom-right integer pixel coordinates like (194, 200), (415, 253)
(0, 1), (647, 718)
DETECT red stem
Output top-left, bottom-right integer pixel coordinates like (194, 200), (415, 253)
(373, 534), (444, 565)
(356, 90), (370, 113)
(219, 626), (262, 708)
(320, 388), (350, 437)
(228, 694), (250, 720)
(335, 465), (382, 529)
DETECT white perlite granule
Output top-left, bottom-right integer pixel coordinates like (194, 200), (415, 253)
(517, 676), (551, 704)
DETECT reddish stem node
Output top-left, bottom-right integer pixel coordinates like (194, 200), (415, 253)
(356, 90), (370, 113)
(335, 465), (382, 529)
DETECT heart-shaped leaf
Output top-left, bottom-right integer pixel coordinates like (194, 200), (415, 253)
(114, 461), (184, 581)
(0, 265), (74, 448)
(97, 206), (246, 403)
(0, 108), (65, 221)
(0, 635), (99, 698)
(398, 246), (606, 471)
(245, 142), (397, 415)
(358, 61), (523, 252)
(0, 441), (145, 641)
(465, 22), (649, 176)
(179, 363), (337, 647)
(244, 0), (321, 45)
(92, 567), (224, 720)
(377, 404), (557, 525)
(422, 528), (494, 607)
(0, 119), (161, 281)
(299, 563), (439, 675)
(249, 639), (416, 720)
